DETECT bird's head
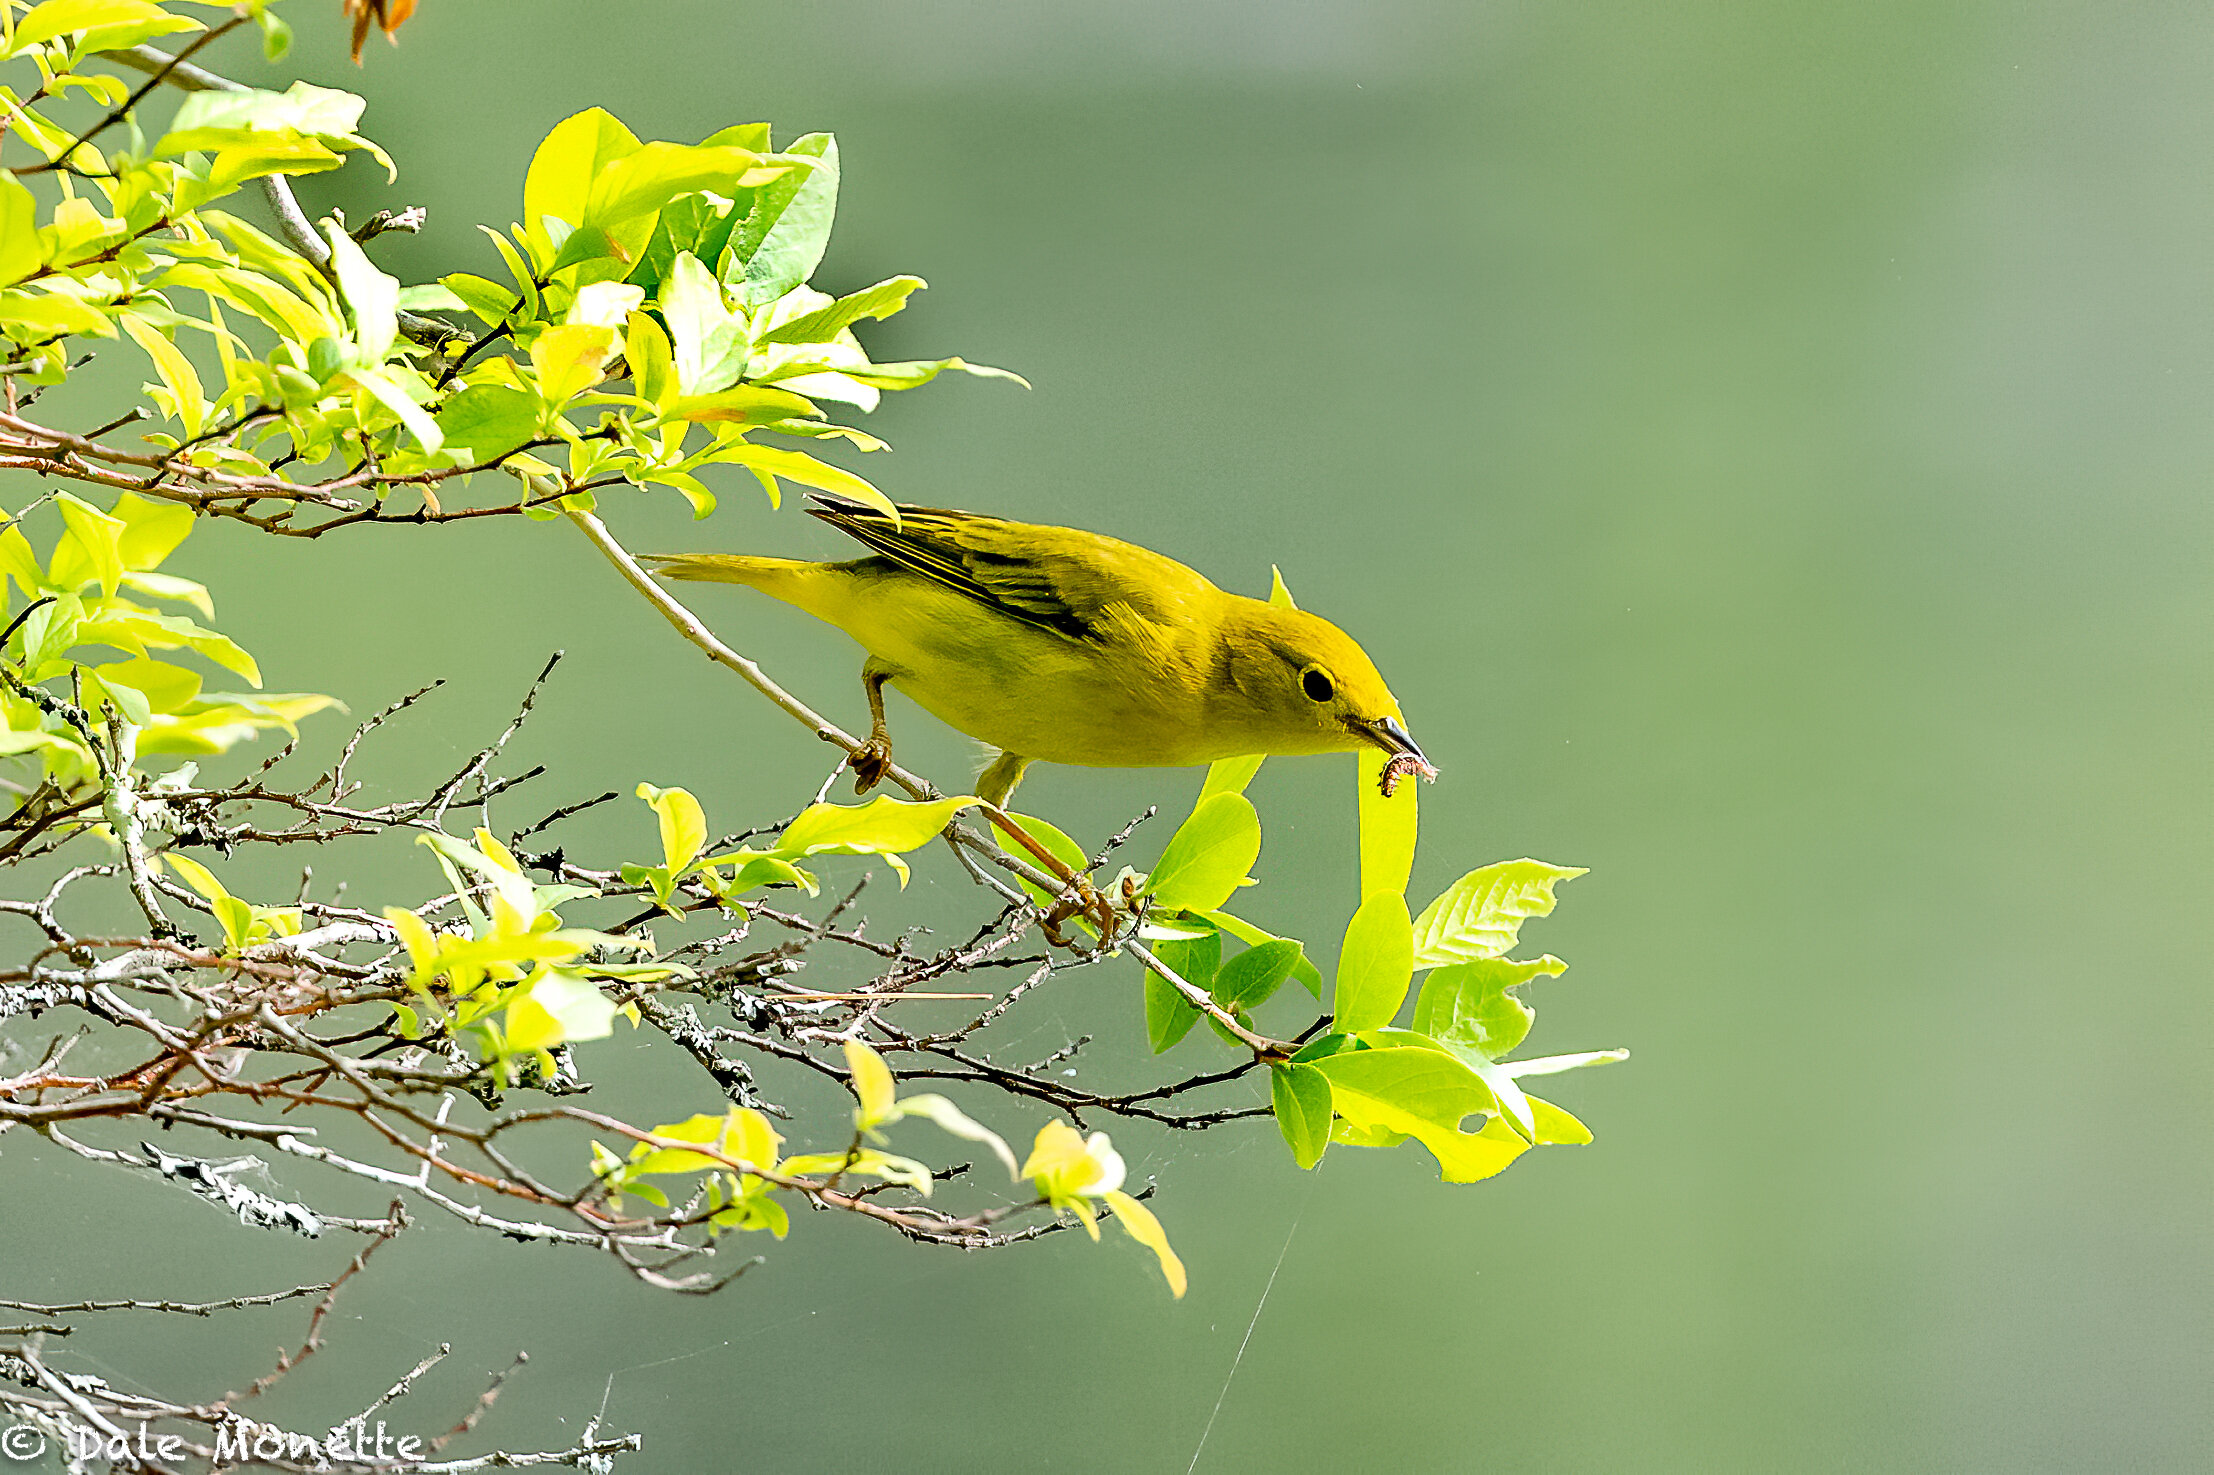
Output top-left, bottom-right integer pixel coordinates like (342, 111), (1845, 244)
(1223, 604), (1437, 781)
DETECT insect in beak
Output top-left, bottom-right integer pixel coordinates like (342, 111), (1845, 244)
(1351, 715), (1439, 795)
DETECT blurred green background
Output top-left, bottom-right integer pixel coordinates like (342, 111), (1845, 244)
(5, 1), (2210, 1469)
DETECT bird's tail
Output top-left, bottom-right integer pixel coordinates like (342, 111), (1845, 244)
(640, 552), (811, 591)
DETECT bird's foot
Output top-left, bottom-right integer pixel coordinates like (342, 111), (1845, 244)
(848, 736), (893, 795)
(1041, 872), (1119, 943)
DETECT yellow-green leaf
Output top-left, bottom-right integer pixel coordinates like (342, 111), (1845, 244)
(120, 315), (205, 438)
(1199, 753), (1264, 800)
(162, 852), (231, 906)
(1146, 792), (1259, 914)
(705, 443), (894, 520)
(844, 1039), (897, 1130)
(773, 794), (979, 886)
(110, 491), (194, 571)
(523, 107), (642, 250)
(1358, 745), (1418, 901)
(52, 492), (124, 596)
(1332, 890), (1414, 1033)
(1102, 1189), (1186, 1299)
(0, 176), (41, 287)
(1313, 1046), (1528, 1184)
(1411, 860), (1586, 968)
(635, 781), (707, 875)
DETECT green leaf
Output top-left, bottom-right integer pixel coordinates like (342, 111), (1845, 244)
(395, 284), (467, 312)
(660, 386), (817, 425)
(761, 274), (923, 345)
(772, 794), (978, 886)
(640, 470), (716, 520)
(165, 81), (365, 142)
(1199, 753), (1264, 800)
(1358, 744), (1419, 901)
(1143, 970), (1202, 1053)
(1145, 792), (1259, 913)
(90, 668), (151, 726)
(528, 322), (619, 406)
(1271, 1062), (1333, 1169)
(1313, 1046), (1528, 1184)
(1526, 1095), (1594, 1146)
(1463, 1050), (1536, 1140)
(584, 141), (761, 237)
(1213, 937), (1300, 1013)
(51, 492), (124, 596)
(892, 1093), (1020, 1179)
(184, 137), (347, 200)
(158, 262), (330, 344)
(1150, 928), (1219, 992)
(0, 288), (115, 338)
(1198, 907), (1324, 998)
(660, 251), (748, 395)
(162, 851), (231, 907)
(434, 384), (540, 462)
(624, 309), (674, 406)
(1501, 1049), (1630, 1080)
(20, 594), (82, 671)
(697, 849), (817, 898)
(96, 656), (200, 713)
(1409, 955), (1564, 1062)
(141, 695), (338, 755)
(833, 355), (1027, 391)
(478, 226), (541, 319)
(630, 192), (720, 293)
(505, 969), (621, 1051)
(843, 1039), (898, 1128)
(0, 176), (41, 287)
(322, 223), (397, 362)
(119, 315), (205, 438)
(733, 133), (838, 306)
(12, 0), (197, 51)
(703, 442), (894, 519)
(524, 107), (642, 250)
(0, 524), (46, 596)
(440, 272), (515, 326)
(341, 366), (443, 453)
(1102, 1189), (1187, 1299)
(1332, 891), (1415, 1033)
(110, 491), (192, 571)
(256, 9), (291, 61)
(635, 781), (707, 875)
(210, 894), (256, 952)
(1143, 927), (1215, 1051)
(1411, 859), (1586, 968)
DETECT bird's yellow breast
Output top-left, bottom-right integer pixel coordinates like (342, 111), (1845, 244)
(649, 502), (1404, 776)
(800, 566), (1235, 767)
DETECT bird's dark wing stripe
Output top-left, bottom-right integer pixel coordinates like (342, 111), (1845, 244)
(807, 497), (1097, 640)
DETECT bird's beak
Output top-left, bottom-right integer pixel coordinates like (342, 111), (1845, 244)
(1351, 714), (1439, 780)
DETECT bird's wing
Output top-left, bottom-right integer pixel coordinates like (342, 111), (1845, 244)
(806, 496), (1214, 642)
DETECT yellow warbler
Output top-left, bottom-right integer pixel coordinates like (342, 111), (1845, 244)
(646, 497), (1434, 807)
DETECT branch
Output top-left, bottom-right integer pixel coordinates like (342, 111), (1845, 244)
(108, 45), (461, 350)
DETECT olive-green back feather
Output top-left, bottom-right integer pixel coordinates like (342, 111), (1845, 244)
(806, 495), (1217, 642)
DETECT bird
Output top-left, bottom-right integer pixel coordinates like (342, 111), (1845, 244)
(644, 496), (1435, 810)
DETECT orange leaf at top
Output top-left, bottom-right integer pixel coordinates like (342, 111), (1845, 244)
(343, 0), (420, 63)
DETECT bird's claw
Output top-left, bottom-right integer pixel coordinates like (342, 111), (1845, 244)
(1041, 874), (1119, 944)
(848, 737), (893, 795)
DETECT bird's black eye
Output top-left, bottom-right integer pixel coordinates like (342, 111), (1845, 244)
(1300, 666), (1335, 703)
